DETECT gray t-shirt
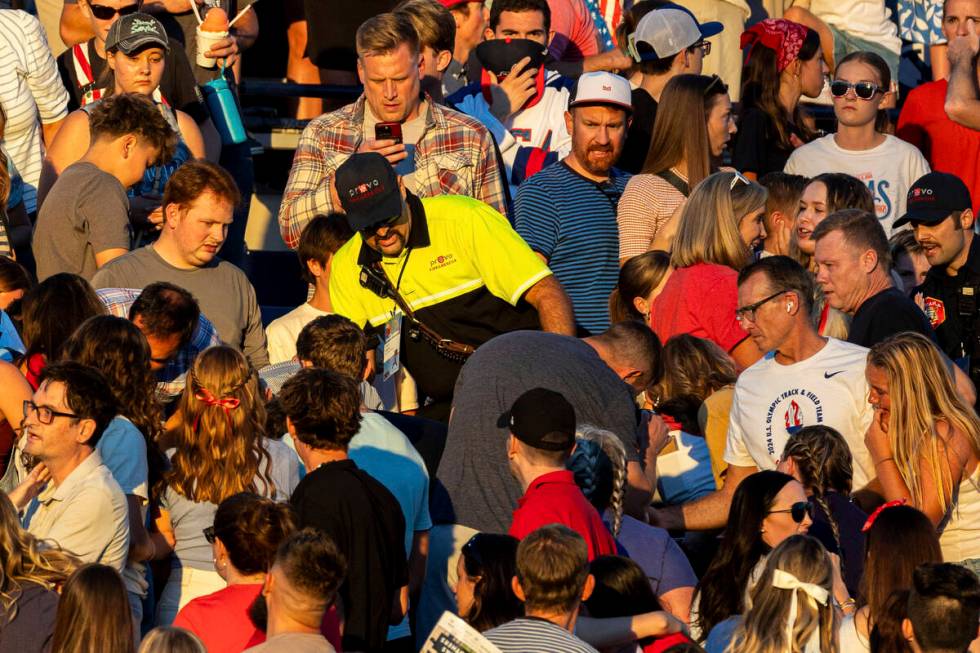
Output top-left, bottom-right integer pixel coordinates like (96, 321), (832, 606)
(437, 331), (641, 533)
(91, 245), (270, 368)
(245, 632), (336, 653)
(162, 438), (299, 571)
(33, 161), (130, 281)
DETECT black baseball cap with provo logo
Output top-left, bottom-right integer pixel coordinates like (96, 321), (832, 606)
(336, 153), (404, 232)
(500, 387), (577, 451)
(893, 172), (973, 228)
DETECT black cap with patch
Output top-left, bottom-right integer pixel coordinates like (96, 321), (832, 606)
(336, 153), (403, 232)
(893, 172), (973, 228)
(504, 387), (577, 451)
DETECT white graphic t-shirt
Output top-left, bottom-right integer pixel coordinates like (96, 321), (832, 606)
(784, 134), (931, 235)
(724, 338), (875, 488)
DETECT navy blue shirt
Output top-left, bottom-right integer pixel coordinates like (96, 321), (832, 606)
(514, 161), (629, 334)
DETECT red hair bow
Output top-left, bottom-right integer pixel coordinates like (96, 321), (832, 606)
(193, 388), (241, 432)
(861, 498), (908, 532)
(741, 19), (808, 72)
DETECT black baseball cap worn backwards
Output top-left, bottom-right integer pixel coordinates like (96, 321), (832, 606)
(336, 153), (404, 232)
(505, 387), (577, 451)
(893, 172), (973, 228)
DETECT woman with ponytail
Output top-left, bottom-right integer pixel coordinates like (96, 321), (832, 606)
(151, 346), (299, 625)
(778, 425), (867, 596)
(568, 425), (697, 622)
(839, 504), (941, 652)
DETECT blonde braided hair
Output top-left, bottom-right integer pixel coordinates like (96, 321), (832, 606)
(569, 425), (628, 536)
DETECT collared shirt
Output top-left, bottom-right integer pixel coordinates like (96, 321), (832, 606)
(97, 287), (221, 399)
(329, 193), (550, 403)
(915, 237), (980, 370)
(277, 94), (509, 249)
(509, 469), (617, 560)
(22, 451), (129, 572)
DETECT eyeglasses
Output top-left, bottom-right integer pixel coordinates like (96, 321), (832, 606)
(829, 80), (884, 101)
(729, 171), (750, 191)
(735, 289), (788, 322)
(88, 3), (139, 20)
(203, 526), (216, 544)
(769, 501), (814, 524)
(693, 40), (711, 56)
(23, 400), (79, 425)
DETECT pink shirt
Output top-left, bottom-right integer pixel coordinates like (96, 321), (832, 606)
(649, 262), (749, 353)
(547, 0), (600, 62)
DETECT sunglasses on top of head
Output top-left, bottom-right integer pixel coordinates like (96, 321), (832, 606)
(829, 80), (884, 101)
(89, 2), (139, 20)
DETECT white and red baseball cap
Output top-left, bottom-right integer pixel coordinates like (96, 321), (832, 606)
(569, 72), (633, 113)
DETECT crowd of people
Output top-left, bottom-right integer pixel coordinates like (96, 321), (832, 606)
(2, 0), (980, 651)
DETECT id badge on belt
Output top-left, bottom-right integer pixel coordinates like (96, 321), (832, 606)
(383, 313), (402, 381)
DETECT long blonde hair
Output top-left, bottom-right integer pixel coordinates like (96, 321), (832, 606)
(867, 333), (980, 514)
(161, 346), (275, 504)
(727, 535), (838, 653)
(0, 493), (78, 621)
(671, 172), (768, 271)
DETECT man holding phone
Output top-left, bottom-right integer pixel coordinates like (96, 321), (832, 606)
(279, 11), (509, 249)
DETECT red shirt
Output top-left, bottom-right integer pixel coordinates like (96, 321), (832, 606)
(649, 263), (748, 354)
(897, 79), (980, 214)
(173, 583), (343, 653)
(509, 470), (617, 560)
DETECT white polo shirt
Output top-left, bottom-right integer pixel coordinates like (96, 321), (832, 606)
(724, 338), (875, 488)
(22, 450), (129, 572)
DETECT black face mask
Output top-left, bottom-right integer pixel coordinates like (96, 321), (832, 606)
(248, 593), (268, 632)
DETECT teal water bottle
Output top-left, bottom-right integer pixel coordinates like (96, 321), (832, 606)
(201, 75), (247, 145)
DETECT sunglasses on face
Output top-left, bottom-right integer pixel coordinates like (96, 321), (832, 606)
(769, 500), (814, 524)
(829, 80), (884, 100)
(203, 526), (216, 544)
(89, 3), (139, 20)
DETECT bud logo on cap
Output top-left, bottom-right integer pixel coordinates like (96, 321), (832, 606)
(602, 85), (612, 91)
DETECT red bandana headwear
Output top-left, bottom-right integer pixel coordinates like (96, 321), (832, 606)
(741, 19), (809, 72)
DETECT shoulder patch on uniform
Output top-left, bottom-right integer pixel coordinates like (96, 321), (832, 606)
(923, 296), (946, 328)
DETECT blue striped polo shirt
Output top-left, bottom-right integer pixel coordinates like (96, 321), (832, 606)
(514, 161), (630, 334)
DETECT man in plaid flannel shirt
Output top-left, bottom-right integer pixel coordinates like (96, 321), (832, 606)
(96, 285), (220, 400)
(278, 12), (509, 250)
